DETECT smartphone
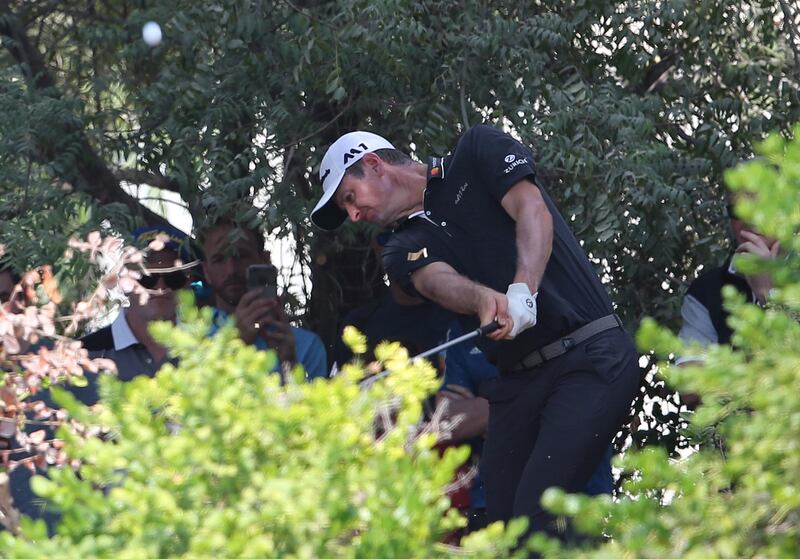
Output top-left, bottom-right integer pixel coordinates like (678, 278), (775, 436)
(246, 264), (278, 300)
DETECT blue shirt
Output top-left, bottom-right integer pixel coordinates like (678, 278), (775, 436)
(211, 308), (328, 380)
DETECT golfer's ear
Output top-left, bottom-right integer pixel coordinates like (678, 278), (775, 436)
(362, 152), (383, 175)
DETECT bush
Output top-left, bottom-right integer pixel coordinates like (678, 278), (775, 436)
(534, 127), (800, 558)
(1, 294), (525, 558)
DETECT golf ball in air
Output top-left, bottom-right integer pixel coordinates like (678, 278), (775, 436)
(142, 21), (162, 46)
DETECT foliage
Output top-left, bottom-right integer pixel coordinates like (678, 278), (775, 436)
(1, 0), (798, 322)
(1, 292), (527, 558)
(527, 129), (800, 557)
(0, 232), (174, 537)
(2, 0), (800, 472)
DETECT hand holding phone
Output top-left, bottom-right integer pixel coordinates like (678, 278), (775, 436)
(240, 265), (294, 363)
(246, 264), (278, 300)
(235, 264), (280, 345)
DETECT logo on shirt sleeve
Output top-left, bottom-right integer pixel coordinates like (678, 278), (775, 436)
(407, 248), (428, 261)
(428, 157), (445, 180)
(454, 182), (469, 205)
(503, 156), (529, 174)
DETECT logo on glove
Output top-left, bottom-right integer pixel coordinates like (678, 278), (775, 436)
(505, 283), (538, 339)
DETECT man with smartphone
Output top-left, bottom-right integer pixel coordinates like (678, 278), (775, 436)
(199, 219), (327, 380)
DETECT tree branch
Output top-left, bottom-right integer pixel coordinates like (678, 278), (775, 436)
(0, 0), (55, 90)
(0, 1), (173, 230)
(778, 0), (800, 76)
(634, 50), (677, 95)
(278, 98), (353, 151)
(114, 169), (182, 193)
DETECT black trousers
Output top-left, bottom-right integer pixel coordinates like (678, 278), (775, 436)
(480, 327), (640, 540)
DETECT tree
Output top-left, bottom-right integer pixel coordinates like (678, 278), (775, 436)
(2, 0), (799, 453)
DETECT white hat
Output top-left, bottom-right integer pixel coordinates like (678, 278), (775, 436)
(310, 131), (395, 230)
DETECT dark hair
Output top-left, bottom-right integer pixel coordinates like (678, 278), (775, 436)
(196, 217), (267, 255)
(345, 148), (413, 179)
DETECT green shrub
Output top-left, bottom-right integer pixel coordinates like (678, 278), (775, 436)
(534, 127), (800, 558)
(1, 294), (525, 558)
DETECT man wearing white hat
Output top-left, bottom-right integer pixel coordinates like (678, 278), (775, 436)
(310, 125), (640, 544)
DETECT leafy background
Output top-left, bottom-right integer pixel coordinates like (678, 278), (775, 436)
(2, 0), (799, 453)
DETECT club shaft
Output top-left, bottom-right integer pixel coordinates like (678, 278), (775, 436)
(414, 328), (481, 360)
(357, 321), (499, 388)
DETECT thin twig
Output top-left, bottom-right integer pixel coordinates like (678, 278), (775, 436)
(459, 83), (470, 129)
(278, 99), (353, 151)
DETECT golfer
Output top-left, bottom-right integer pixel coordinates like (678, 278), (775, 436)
(310, 125), (640, 541)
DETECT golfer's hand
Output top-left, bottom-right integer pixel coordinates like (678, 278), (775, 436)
(505, 282), (537, 339)
(234, 289), (279, 345)
(737, 231), (780, 303)
(477, 287), (513, 340)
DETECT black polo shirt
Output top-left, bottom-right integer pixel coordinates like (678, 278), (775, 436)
(382, 125), (614, 370)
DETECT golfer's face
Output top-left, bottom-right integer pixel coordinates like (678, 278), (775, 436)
(336, 174), (392, 226)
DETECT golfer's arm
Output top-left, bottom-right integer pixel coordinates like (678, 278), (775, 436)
(410, 262), (487, 315)
(501, 179), (553, 293)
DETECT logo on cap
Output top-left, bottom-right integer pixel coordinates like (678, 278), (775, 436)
(312, 131), (396, 230)
(343, 143), (370, 165)
(505, 154), (516, 163)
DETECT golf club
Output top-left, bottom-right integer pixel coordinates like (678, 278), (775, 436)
(358, 320), (500, 389)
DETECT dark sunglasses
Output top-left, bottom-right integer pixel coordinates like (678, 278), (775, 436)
(138, 270), (188, 290)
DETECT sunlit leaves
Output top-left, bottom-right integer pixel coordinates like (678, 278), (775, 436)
(1, 297), (522, 557)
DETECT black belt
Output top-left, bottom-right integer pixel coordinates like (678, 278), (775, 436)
(509, 314), (623, 372)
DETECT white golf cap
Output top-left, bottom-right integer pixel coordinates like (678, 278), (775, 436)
(310, 131), (395, 230)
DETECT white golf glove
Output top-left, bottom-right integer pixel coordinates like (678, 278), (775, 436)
(506, 282), (538, 339)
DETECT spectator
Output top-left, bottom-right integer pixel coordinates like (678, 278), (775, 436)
(331, 233), (453, 369)
(199, 219), (327, 380)
(0, 264), (26, 354)
(679, 193), (781, 350)
(677, 192), (783, 409)
(0, 264), (22, 312)
(6, 225), (196, 532)
(80, 224), (196, 391)
(2, 262), (58, 532)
